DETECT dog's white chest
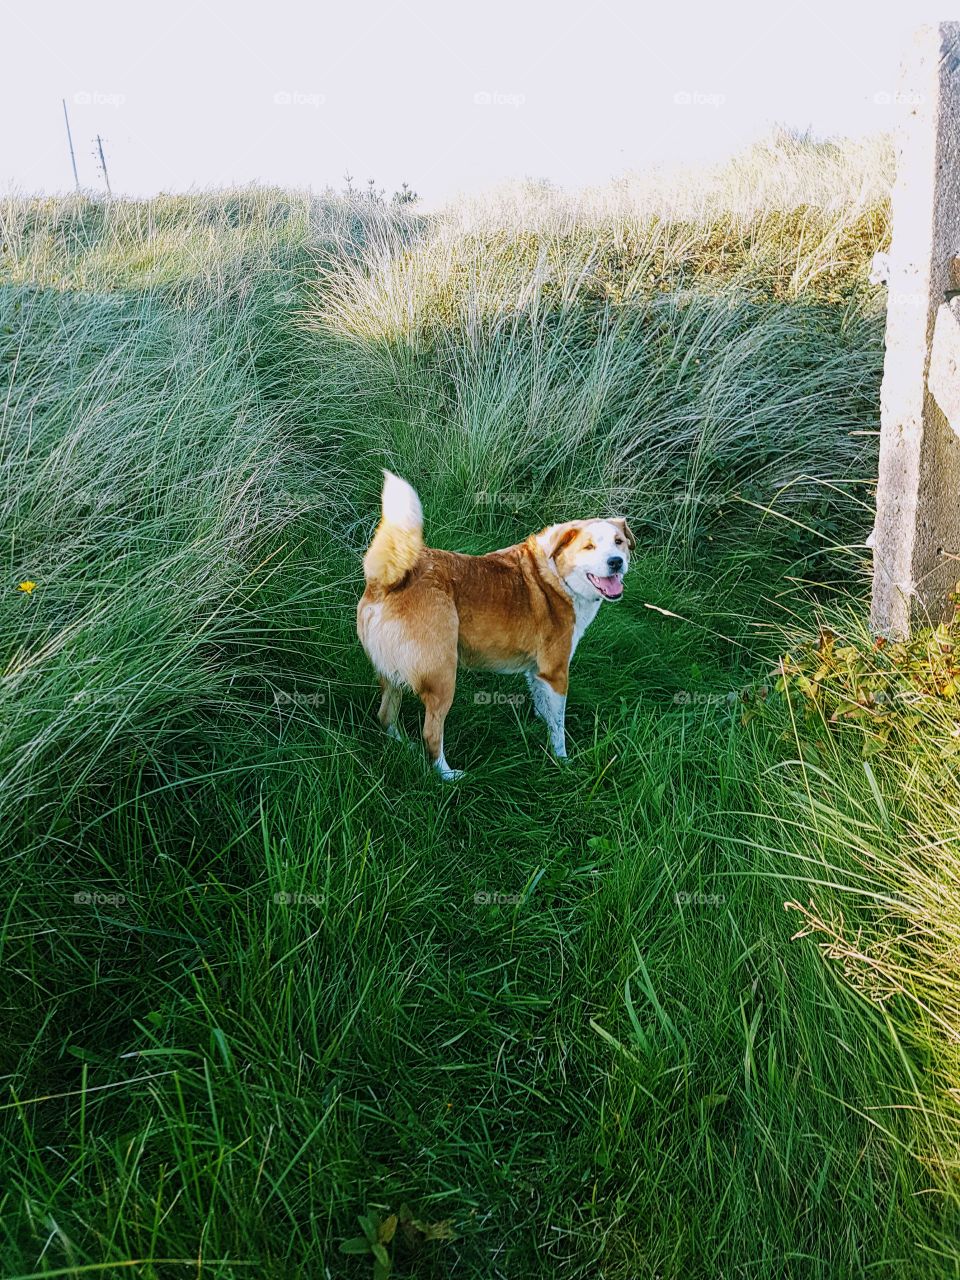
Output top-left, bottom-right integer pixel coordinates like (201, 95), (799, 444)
(570, 596), (601, 658)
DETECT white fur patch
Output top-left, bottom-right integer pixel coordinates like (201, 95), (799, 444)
(382, 471), (422, 529)
(570, 595), (601, 658)
(358, 603), (416, 689)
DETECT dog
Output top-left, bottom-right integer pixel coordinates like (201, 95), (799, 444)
(357, 472), (634, 779)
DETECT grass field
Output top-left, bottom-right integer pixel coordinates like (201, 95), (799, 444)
(3, 133), (960, 1278)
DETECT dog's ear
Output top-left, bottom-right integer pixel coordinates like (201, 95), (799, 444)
(543, 521), (582, 560)
(609, 518), (636, 551)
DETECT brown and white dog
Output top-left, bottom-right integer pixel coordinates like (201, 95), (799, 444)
(357, 472), (634, 779)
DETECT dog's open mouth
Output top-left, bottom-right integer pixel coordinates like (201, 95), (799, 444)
(586, 572), (624, 600)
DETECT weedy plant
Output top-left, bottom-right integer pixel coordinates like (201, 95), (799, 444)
(778, 611), (960, 755)
(340, 1207), (458, 1279)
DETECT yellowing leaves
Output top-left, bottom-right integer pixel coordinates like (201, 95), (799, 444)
(779, 614), (960, 757)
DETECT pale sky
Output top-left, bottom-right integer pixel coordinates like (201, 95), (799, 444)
(2, 0), (947, 205)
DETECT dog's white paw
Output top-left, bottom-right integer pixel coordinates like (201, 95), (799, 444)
(435, 763), (465, 782)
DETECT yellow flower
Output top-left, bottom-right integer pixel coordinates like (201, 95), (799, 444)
(17, 581), (36, 595)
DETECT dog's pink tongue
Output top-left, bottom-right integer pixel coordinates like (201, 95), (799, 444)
(595, 575), (624, 598)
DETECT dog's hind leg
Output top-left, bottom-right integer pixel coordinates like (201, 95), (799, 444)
(419, 675), (462, 781)
(377, 677), (403, 741)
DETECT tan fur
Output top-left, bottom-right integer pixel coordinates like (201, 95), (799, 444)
(357, 472), (634, 777)
(362, 521), (423, 590)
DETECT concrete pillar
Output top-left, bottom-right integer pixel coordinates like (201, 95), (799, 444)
(872, 22), (960, 638)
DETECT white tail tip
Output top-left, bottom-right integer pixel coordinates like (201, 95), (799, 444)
(381, 470), (423, 529)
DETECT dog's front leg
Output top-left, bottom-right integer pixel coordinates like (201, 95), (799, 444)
(526, 671), (568, 759)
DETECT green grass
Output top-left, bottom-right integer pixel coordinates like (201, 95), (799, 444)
(2, 135), (960, 1277)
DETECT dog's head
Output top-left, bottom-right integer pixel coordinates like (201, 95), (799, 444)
(537, 518), (635, 602)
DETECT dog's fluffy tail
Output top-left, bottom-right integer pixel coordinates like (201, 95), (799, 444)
(363, 471), (424, 588)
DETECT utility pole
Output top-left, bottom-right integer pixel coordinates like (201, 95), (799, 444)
(62, 97), (80, 191)
(94, 134), (112, 196)
(871, 22), (960, 636)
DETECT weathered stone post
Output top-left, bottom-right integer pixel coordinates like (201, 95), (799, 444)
(872, 22), (960, 637)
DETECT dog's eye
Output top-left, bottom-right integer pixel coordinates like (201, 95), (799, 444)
(583, 542), (595, 551)
(614, 537), (624, 547)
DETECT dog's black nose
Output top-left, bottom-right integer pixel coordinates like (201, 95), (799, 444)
(607, 555), (624, 573)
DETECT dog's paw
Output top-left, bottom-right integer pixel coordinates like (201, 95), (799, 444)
(435, 765), (465, 782)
